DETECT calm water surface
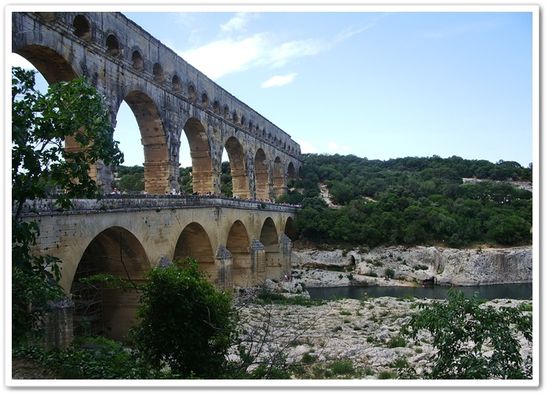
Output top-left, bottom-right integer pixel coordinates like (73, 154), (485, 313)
(307, 283), (532, 300)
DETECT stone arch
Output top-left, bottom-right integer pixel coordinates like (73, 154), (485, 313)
(172, 74), (182, 92)
(187, 83), (196, 102)
(260, 217), (281, 279)
(227, 220), (252, 287)
(131, 49), (144, 71)
(12, 45), (86, 162)
(201, 92), (208, 107)
(182, 117), (213, 194)
(287, 162), (297, 181)
(106, 33), (121, 57)
(13, 44), (77, 84)
(70, 226), (150, 340)
(254, 149), (269, 201)
(272, 156), (286, 197)
(72, 15), (91, 41)
(224, 136), (249, 199)
(153, 62), (163, 83)
(121, 90), (170, 194)
(284, 216), (299, 241)
(174, 222), (216, 282)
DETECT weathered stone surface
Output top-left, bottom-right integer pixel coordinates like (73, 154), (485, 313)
(233, 296), (532, 378)
(292, 246), (532, 287)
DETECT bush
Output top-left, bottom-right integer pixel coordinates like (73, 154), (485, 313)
(384, 268), (395, 279)
(328, 359), (356, 376)
(402, 289), (532, 379)
(132, 259), (234, 378)
(387, 335), (406, 348)
(40, 336), (154, 379)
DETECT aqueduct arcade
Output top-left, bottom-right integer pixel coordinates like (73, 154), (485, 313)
(21, 198), (299, 339)
(12, 12), (302, 199)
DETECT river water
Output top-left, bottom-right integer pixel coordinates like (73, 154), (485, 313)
(307, 283), (533, 301)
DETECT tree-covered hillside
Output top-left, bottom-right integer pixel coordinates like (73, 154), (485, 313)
(280, 154), (532, 248)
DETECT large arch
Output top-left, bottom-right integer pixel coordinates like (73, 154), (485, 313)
(122, 90), (170, 194)
(182, 117), (214, 194)
(13, 44), (77, 84)
(226, 220), (251, 287)
(224, 137), (249, 199)
(260, 217), (280, 279)
(70, 226), (150, 340)
(173, 222), (216, 281)
(254, 149), (269, 201)
(12, 46), (86, 158)
(272, 156), (286, 198)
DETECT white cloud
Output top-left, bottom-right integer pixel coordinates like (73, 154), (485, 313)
(261, 73), (297, 88)
(298, 139), (318, 154)
(179, 34), (267, 79)
(178, 20), (374, 80)
(220, 13), (256, 34)
(267, 39), (325, 68)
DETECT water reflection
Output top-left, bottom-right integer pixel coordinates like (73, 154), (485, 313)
(307, 283), (532, 301)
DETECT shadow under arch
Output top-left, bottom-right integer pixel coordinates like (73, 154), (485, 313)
(254, 149), (269, 201)
(121, 90), (170, 194)
(182, 117), (213, 194)
(226, 220), (251, 287)
(284, 216), (299, 241)
(260, 217), (281, 280)
(173, 222), (216, 282)
(70, 226), (150, 340)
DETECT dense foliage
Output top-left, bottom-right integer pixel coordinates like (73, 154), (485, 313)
(132, 259), (234, 378)
(401, 289), (532, 379)
(281, 154), (532, 247)
(11, 67), (123, 345)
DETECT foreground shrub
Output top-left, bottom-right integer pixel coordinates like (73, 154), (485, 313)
(402, 289), (532, 379)
(42, 336), (154, 379)
(132, 259), (234, 378)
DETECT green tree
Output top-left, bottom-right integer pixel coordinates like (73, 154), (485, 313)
(12, 67), (123, 344)
(402, 289), (532, 379)
(132, 259), (234, 378)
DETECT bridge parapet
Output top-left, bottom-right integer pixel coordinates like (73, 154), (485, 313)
(18, 196), (301, 217)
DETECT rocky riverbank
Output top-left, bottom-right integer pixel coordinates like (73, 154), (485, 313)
(291, 245), (532, 288)
(232, 295), (532, 379)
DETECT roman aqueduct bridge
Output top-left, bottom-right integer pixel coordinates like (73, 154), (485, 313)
(21, 197), (299, 339)
(13, 12), (303, 340)
(12, 11), (302, 199)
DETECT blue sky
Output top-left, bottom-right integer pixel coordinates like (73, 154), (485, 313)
(12, 11), (534, 167)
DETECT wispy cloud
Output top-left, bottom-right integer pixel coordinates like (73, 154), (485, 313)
(220, 12), (257, 34)
(178, 13), (374, 80)
(180, 34), (267, 79)
(261, 73), (297, 88)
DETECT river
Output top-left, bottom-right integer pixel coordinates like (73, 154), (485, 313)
(306, 282), (532, 300)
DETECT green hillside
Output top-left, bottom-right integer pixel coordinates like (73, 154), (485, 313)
(281, 154), (532, 248)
